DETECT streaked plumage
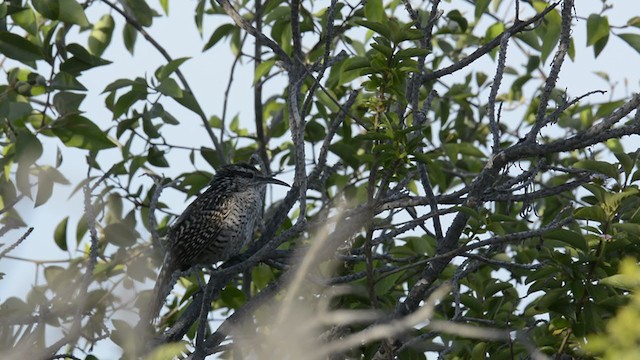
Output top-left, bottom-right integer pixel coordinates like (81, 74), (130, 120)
(148, 163), (289, 321)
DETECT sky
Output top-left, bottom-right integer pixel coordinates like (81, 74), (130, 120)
(1, 0), (640, 357)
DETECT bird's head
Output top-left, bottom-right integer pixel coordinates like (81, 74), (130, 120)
(216, 163), (289, 189)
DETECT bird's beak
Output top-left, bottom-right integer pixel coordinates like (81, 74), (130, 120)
(258, 175), (290, 187)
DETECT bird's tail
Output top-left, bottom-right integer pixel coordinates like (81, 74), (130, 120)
(140, 255), (176, 326)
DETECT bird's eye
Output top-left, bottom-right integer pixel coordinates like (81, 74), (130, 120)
(239, 164), (259, 176)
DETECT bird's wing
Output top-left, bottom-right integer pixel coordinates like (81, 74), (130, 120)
(167, 187), (228, 269)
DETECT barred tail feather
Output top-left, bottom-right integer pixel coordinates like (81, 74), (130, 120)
(151, 264), (174, 320)
(140, 255), (176, 326)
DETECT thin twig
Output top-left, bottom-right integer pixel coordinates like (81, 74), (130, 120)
(253, 0), (270, 170)
(42, 182), (101, 357)
(488, 33), (510, 153)
(146, 175), (178, 250)
(215, 0), (293, 68)
(221, 34), (247, 160)
(301, 0), (339, 119)
(378, 216), (571, 283)
(423, 2), (560, 82)
(314, 285), (450, 359)
(527, 0), (573, 141)
(0, 194), (24, 215)
(0, 227), (33, 259)
(100, 0), (225, 164)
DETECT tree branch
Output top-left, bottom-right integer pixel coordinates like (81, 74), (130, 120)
(215, 0), (293, 68)
(422, 1), (560, 82)
(100, 0), (224, 163)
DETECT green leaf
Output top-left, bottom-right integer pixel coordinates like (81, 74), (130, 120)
(60, 44), (112, 75)
(195, 0), (205, 35)
(32, 0), (60, 20)
(15, 131), (43, 166)
(111, 318), (136, 351)
(586, 14), (609, 57)
(122, 0), (153, 27)
(447, 10), (469, 33)
(7, 101), (34, 122)
(533, 1), (561, 62)
(264, 7), (291, 25)
(355, 131), (391, 141)
(35, 169), (54, 207)
(53, 91), (86, 116)
(142, 114), (161, 138)
(342, 56), (370, 72)
(112, 87), (147, 119)
(15, 161), (32, 198)
(375, 272), (402, 296)
(104, 222), (139, 247)
(595, 100), (625, 119)
(453, 206), (482, 220)
(51, 71), (87, 91)
(156, 78), (183, 98)
(51, 115), (116, 151)
(442, 143), (485, 158)
(58, 0), (90, 27)
(143, 342), (188, 360)
(515, 30), (541, 51)
(155, 57), (190, 81)
(44, 266), (65, 287)
(628, 16), (640, 28)
(220, 285), (247, 309)
(460, 294), (485, 313)
(395, 48), (430, 60)
(396, 29), (425, 43)
(543, 229), (588, 252)
(229, 115), (248, 136)
(0, 32), (43, 64)
(160, 110), (179, 125)
(254, 59), (277, 84)
(615, 152), (634, 179)
(474, 0), (491, 20)
(159, 0), (169, 15)
(329, 142), (360, 169)
(209, 115), (222, 129)
(304, 120), (326, 142)
(356, 20), (391, 40)
(371, 42), (393, 58)
(148, 102), (165, 118)
(618, 33), (640, 55)
(123, 23), (137, 54)
(200, 147), (219, 170)
(203, 24), (235, 51)
(586, 14), (609, 46)
(12, 7), (37, 36)
(251, 264), (274, 289)
(102, 78), (137, 93)
(75, 213), (88, 244)
(574, 206), (608, 224)
(582, 183), (606, 202)
(485, 22), (504, 44)
(600, 274), (640, 291)
(54, 217), (69, 251)
(526, 56), (540, 74)
(174, 90), (205, 118)
(485, 281), (512, 298)
(88, 14), (115, 56)
(574, 160), (619, 179)
(613, 223), (640, 239)
(148, 146), (169, 167)
(364, 0), (384, 23)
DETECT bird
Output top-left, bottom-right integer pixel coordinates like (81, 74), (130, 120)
(146, 162), (289, 322)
